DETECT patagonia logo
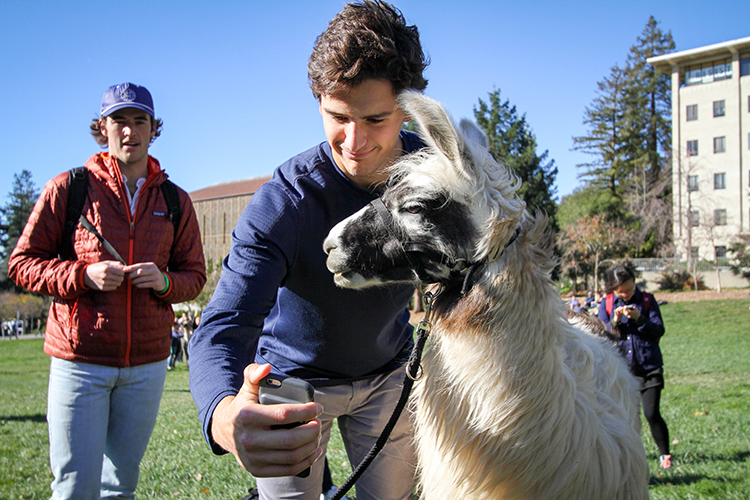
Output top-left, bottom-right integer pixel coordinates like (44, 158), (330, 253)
(153, 210), (166, 217)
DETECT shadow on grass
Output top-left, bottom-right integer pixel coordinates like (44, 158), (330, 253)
(678, 449), (750, 463)
(650, 473), (704, 487)
(1, 413), (46, 423)
(649, 449), (750, 487)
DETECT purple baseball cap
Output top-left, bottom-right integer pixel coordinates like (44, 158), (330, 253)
(100, 82), (155, 117)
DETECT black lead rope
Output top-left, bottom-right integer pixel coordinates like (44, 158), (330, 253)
(329, 287), (439, 500)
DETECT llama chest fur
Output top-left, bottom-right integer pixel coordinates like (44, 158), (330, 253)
(410, 320), (649, 500)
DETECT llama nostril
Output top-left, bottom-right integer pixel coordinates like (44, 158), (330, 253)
(323, 237), (337, 255)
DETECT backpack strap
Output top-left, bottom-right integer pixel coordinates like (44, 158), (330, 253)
(642, 292), (652, 314)
(160, 180), (181, 233)
(605, 293), (614, 317)
(59, 167), (89, 260)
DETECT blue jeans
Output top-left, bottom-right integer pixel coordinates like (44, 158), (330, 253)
(47, 357), (167, 500)
(256, 366), (417, 500)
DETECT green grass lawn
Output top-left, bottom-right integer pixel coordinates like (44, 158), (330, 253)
(1, 297), (748, 499)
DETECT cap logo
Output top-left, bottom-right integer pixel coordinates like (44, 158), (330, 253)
(101, 82), (155, 117)
(119, 83), (137, 102)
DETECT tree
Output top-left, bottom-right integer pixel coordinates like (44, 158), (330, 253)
(729, 235), (750, 281)
(622, 17), (675, 256)
(623, 16), (675, 187)
(571, 17), (675, 257)
(572, 64), (630, 202)
(557, 214), (630, 294)
(0, 291), (48, 334)
(474, 89), (559, 229)
(557, 185), (624, 230)
(0, 170), (40, 290)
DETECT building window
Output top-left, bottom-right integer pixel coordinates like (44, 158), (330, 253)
(686, 104), (698, 121)
(714, 172), (726, 190)
(715, 246), (727, 261)
(690, 247), (700, 260)
(714, 209), (727, 226)
(685, 60), (732, 85)
(687, 140), (698, 156)
(742, 57), (750, 77)
(688, 175), (699, 192)
(714, 136), (726, 154)
(713, 100), (725, 117)
(690, 210), (700, 227)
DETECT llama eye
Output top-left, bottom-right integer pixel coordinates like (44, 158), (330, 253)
(404, 205), (423, 214)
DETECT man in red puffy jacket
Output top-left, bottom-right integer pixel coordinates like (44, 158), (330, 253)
(9, 82), (206, 499)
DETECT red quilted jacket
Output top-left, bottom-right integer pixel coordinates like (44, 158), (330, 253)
(9, 153), (206, 367)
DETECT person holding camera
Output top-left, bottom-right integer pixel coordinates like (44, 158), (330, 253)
(598, 262), (672, 470)
(188, 2), (429, 499)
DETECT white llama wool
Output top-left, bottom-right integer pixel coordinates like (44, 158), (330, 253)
(323, 91), (649, 500)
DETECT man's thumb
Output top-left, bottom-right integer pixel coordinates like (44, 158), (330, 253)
(236, 363), (272, 403)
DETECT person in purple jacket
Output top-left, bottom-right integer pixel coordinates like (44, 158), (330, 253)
(188, 2), (429, 499)
(598, 262), (673, 470)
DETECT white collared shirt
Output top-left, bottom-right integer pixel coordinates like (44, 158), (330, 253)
(122, 174), (147, 214)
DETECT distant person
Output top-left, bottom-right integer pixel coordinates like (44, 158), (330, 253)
(9, 82), (206, 498)
(178, 311), (194, 364)
(168, 320), (185, 370)
(584, 291), (595, 310)
(568, 296), (582, 313)
(598, 262), (672, 470)
(188, 1), (429, 499)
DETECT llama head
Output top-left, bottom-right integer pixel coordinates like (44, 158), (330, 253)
(323, 91), (526, 289)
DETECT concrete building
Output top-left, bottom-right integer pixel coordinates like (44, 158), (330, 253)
(648, 37), (750, 264)
(189, 175), (271, 265)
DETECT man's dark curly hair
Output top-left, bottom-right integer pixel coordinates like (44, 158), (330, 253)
(308, 0), (429, 99)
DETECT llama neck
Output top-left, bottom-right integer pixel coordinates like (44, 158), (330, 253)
(432, 242), (568, 389)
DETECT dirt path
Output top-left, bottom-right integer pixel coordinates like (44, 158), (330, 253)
(645, 288), (749, 303)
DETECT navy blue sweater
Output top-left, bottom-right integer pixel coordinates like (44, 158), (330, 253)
(598, 287), (665, 374)
(189, 131), (423, 451)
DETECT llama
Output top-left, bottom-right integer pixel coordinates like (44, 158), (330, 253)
(323, 91), (649, 500)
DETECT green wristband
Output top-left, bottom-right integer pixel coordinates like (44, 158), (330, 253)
(156, 273), (170, 295)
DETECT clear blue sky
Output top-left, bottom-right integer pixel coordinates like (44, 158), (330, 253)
(1, 0), (746, 208)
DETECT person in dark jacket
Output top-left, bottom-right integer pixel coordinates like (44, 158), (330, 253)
(188, 2), (428, 499)
(598, 263), (673, 470)
(9, 82), (206, 499)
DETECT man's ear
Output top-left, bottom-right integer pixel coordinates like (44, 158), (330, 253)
(99, 118), (108, 138)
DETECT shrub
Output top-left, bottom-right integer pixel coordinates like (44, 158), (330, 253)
(657, 269), (707, 291)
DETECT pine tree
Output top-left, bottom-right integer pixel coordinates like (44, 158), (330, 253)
(572, 64), (630, 204)
(570, 17), (675, 256)
(474, 89), (558, 229)
(623, 16), (675, 186)
(622, 16), (675, 256)
(0, 170), (40, 290)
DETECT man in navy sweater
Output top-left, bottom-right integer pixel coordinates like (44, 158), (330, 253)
(189, 2), (429, 499)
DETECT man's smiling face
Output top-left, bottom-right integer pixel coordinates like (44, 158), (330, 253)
(319, 78), (407, 191)
(100, 107), (155, 170)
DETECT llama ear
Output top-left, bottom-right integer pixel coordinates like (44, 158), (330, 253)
(458, 119), (488, 149)
(398, 91), (464, 171)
